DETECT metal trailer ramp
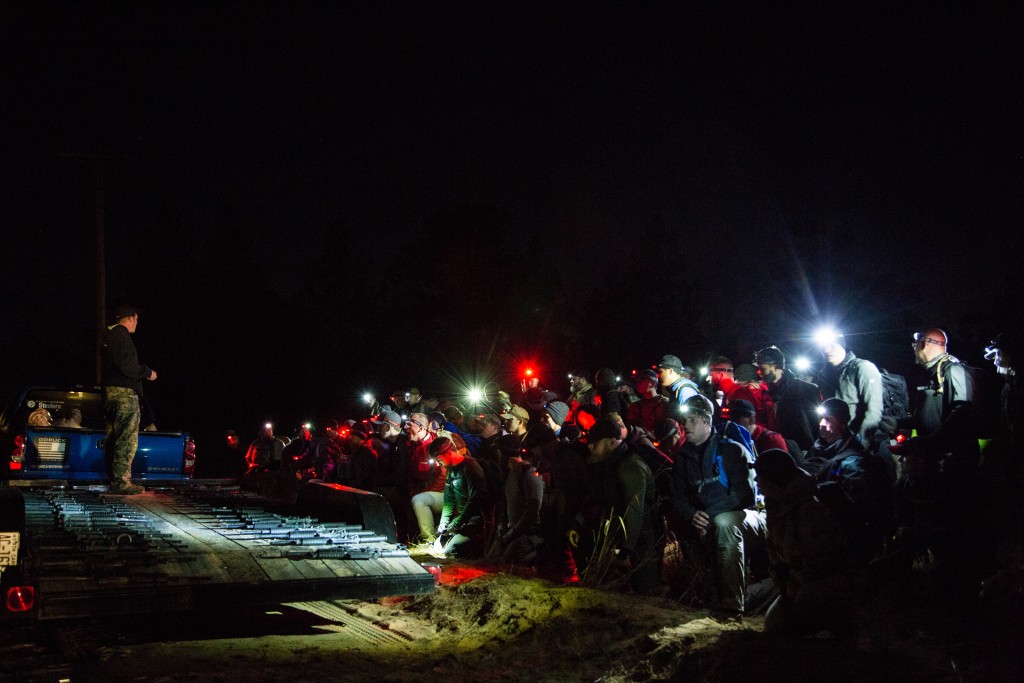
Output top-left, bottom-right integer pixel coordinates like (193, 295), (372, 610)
(19, 482), (434, 620)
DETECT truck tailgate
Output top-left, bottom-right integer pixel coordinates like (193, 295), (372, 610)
(19, 485), (434, 620)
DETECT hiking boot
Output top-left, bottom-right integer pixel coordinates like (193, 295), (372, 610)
(109, 483), (145, 495)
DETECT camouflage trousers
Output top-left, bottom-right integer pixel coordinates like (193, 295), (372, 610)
(105, 387), (140, 487)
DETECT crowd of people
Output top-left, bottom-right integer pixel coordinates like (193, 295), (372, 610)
(236, 328), (1022, 634)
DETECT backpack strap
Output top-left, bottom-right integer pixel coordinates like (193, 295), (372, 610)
(934, 354), (963, 397)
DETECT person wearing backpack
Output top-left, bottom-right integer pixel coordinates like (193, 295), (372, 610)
(815, 330), (884, 442)
(656, 354), (702, 406)
(802, 398), (895, 560)
(911, 329), (979, 474)
(907, 329), (992, 598)
(669, 396), (766, 618)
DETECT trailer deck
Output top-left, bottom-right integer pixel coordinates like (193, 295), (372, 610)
(17, 483), (435, 620)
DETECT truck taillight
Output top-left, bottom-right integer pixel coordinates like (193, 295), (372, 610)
(6, 586), (35, 612)
(11, 434), (25, 463)
(183, 439), (196, 476)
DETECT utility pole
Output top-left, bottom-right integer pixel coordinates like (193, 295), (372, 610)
(60, 153), (128, 383)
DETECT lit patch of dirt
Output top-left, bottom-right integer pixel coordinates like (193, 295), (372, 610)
(66, 564), (1021, 682)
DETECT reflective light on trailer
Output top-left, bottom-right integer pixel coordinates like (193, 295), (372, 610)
(5, 586), (35, 612)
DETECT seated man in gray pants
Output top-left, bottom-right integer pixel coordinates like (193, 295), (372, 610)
(669, 396), (767, 619)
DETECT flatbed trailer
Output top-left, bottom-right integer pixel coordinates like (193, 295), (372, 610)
(2, 481), (435, 621)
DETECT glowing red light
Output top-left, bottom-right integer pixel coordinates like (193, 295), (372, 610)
(525, 368), (534, 376)
(436, 565), (491, 586)
(6, 586), (35, 612)
(896, 433), (907, 443)
(11, 434), (25, 463)
(422, 563), (443, 586)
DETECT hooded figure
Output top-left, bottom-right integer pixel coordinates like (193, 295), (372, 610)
(755, 449), (862, 636)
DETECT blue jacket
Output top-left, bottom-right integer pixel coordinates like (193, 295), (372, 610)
(670, 432), (756, 522)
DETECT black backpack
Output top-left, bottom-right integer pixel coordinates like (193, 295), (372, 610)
(877, 369), (911, 435)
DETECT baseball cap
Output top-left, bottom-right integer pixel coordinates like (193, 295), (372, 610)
(112, 304), (141, 320)
(371, 408), (403, 428)
(727, 399), (757, 419)
(656, 354), (684, 372)
(500, 405), (530, 422)
(478, 413), (502, 428)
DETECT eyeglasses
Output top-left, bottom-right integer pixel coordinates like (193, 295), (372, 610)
(912, 337), (945, 349)
(710, 367), (734, 374)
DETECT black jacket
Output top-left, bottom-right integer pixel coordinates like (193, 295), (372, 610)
(102, 324), (152, 394)
(767, 369), (820, 450)
(804, 432), (894, 545)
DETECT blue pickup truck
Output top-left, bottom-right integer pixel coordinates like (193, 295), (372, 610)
(0, 386), (434, 623)
(1, 386), (195, 484)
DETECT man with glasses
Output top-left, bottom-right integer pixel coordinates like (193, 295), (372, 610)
(707, 356), (765, 422)
(404, 413), (444, 542)
(706, 356), (735, 405)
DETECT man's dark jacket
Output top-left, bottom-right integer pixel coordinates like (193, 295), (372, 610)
(669, 432), (756, 522)
(102, 324), (151, 394)
(767, 368), (820, 450)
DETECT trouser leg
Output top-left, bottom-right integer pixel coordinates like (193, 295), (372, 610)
(712, 509), (767, 612)
(411, 491), (444, 540)
(105, 388), (140, 487)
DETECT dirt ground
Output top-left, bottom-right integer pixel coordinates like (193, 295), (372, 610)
(56, 558), (1022, 683)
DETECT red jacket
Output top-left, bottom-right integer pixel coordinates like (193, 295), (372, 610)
(751, 424), (788, 455)
(407, 433), (445, 495)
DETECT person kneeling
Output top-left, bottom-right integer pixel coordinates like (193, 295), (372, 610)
(755, 448), (864, 636)
(430, 437), (489, 559)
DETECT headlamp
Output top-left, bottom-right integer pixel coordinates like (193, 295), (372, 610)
(813, 326), (841, 348)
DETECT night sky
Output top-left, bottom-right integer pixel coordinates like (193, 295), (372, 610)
(2, 4), (1021, 443)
